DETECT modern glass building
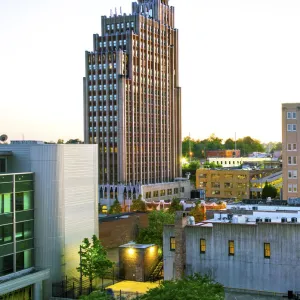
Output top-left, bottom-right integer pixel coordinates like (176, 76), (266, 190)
(0, 173), (34, 296)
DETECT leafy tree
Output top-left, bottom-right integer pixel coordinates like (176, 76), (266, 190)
(262, 182), (277, 199)
(77, 235), (113, 291)
(136, 211), (174, 248)
(57, 139), (64, 144)
(224, 138), (235, 150)
(108, 199), (122, 214)
(189, 203), (205, 223)
(66, 138), (83, 144)
(168, 198), (183, 214)
(131, 195), (146, 212)
(139, 274), (224, 300)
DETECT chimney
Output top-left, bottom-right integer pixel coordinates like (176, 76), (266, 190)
(174, 211), (188, 279)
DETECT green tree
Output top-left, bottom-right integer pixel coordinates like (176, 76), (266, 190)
(224, 138), (235, 149)
(262, 182), (277, 199)
(108, 199), (122, 214)
(140, 274), (224, 300)
(77, 235), (113, 291)
(168, 198), (183, 214)
(189, 203), (205, 223)
(136, 211), (174, 248)
(131, 195), (146, 212)
(66, 138), (83, 144)
(57, 139), (64, 144)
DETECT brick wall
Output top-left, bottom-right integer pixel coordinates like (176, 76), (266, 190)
(99, 213), (149, 249)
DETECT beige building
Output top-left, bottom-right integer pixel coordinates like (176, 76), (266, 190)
(282, 103), (300, 200)
(196, 168), (282, 200)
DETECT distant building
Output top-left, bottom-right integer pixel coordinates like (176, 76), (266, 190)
(0, 144), (98, 299)
(206, 150), (240, 158)
(163, 211), (300, 296)
(10, 140), (44, 145)
(196, 168), (282, 200)
(282, 103), (300, 201)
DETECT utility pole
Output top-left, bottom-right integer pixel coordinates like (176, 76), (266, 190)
(79, 245), (82, 295)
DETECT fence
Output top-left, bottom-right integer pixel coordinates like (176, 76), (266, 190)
(52, 267), (121, 299)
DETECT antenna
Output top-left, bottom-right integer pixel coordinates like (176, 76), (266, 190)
(110, 9), (113, 17)
(115, 7), (117, 15)
(120, 6), (122, 15)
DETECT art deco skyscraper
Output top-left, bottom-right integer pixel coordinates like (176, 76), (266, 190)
(83, 0), (181, 187)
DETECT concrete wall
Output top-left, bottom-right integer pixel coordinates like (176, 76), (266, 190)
(164, 221), (300, 294)
(163, 225), (175, 280)
(2, 144), (98, 298)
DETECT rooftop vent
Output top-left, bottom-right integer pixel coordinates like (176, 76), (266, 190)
(291, 217), (298, 223)
(281, 217), (287, 223)
(256, 218), (262, 223)
(265, 217), (271, 223)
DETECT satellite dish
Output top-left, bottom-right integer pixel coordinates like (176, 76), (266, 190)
(0, 134), (8, 143)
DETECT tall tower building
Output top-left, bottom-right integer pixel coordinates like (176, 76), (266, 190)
(83, 0), (186, 205)
(282, 103), (300, 200)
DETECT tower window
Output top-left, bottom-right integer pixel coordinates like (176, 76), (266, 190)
(170, 237), (175, 251)
(228, 240), (234, 256)
(200, 239), (206, 254)
(264, 243), (270, 258)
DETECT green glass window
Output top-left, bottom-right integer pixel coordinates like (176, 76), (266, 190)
(16, 192), (33, 211)
(0, 254), (13, 276)
(0, 224), (13, 245)
(16, 239), (34, 252)
(16, 221), (34, 241)
(16, 249), (34, 271)
(0, 175), (13, 183)
(0, 194), (13, 214)
(0, 213), (13, 226)
(16, 174), (33, 182)
(15, 181), (33, 193)
(0, 182), (13, 194)
(16, 210), (34, 222)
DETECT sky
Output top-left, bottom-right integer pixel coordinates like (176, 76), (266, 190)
(1, 0), (300, 143)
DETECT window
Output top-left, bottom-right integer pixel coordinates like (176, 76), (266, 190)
(0, 194), (12, 213)
(224, 182), (233, 188)
(211, 182), (220, 188)
(160, 190), (166, 196)
(228, 240), (234, 256)
(287, 124), (297, 132)
(0, 224), (13, 245)
(153, 191), (159, 197)
(264, 243), (270, 258)
(146, 192), (151, 199)
(170, 237), (175, 251)
(199, 173), (207, 178)
(293, 184), (298, 192)
(167, 189), (172, 195)
(287, 112), (296, 119)
(288, 184), (293, 192)
(212, 190), (220, 195)
(288, 170), (297, 179)
(200, 239), (206, 253)
(174, 188), (179, 194)
(287, 143), (297, 151)
(288, 156), (297, 165)
(180, 187), (184, 193)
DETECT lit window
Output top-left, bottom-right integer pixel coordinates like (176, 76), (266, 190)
(200, 239), (206, 254)
(228, 240), (234, 256)
(106, 24), (110, 30)
(287, 112), (296, 119)
(170, 237), (175, 251)
(287, 124), (297, 132)
(264, 243), (270, 258)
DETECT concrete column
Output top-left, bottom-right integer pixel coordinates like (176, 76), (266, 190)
(33, 281), (42, 300)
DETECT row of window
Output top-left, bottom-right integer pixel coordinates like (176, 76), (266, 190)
(89, 105), (117, 112)
(100, 39), (127, 47)
(88, 74), (117, 80)
(88, 63), (117, 70)
(89, 127), (118, 133)
(199, 174), (247, 180)
(106, 22), (134, 31)
(169, 238), (271, 258)
(89, 84), (117, 91)
(145, 187), (184, 199)
(90, 116), (118, 122)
